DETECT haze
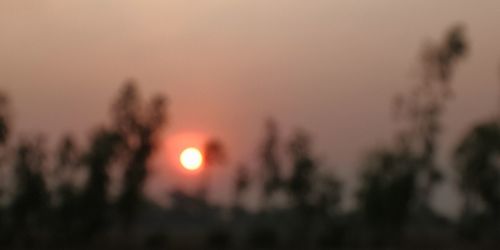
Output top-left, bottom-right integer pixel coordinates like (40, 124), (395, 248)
(1, 1), (500, 214)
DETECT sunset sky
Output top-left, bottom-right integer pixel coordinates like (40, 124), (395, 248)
(1, 1), (500, 215)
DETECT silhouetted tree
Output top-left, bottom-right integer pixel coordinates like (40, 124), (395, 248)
(259, 119), (283, 209)
(357, 147), (416, 245)
(204, 139), (226, 167)
(287, 130), (315, 211)
(113, 81), (168, 228)
(314, 175), (342, 218)
(233, 163), (249, 210)
(454, 121), (500, 238)
(394, 24), (468, 214)
(356, 24), (468, 246)
(10, 137), (49, 245)
(52, 135), (82, 242)
(0, 91), (9, 145)
(198, 138), (226, 201)
(0, 90), (9, 242)
(311, 174), (344, 248)
(81, 128), (122, 238)
(0, 92), (10, 238)
(285, 130), (320, 248)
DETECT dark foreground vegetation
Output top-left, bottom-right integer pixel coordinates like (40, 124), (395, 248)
(1, 24), (500, 249)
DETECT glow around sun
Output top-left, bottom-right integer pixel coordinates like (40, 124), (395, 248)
(180, 147), (203, 171)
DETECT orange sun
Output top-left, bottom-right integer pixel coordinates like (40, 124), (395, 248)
(180, 147), (203, 171)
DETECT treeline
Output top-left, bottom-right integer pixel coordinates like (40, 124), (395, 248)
(0, 81), (168, 248)
(0, 24), (499, 249)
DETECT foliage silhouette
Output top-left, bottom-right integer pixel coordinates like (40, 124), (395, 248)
(204, 138), (226, 167)
(357, 147), (416, 245)
(393, 24), (468, 214)
(196, 138), (226, 201)
(10, 137), (49, 246)
(80, 128), (122, 239)
(259, 119), (283, 209)
(233, 163), (250, 210)
(114, 81), (168, 228)
(287, 130), (316, 211)
(356, 24), (469, 246)
(454, 121), (500, 239)
(0, 90), (9, 244)
(0, 91), (9, 145)
(51, 135), (81, 242)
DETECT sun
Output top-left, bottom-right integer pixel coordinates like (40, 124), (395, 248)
(180, 147), (203, 171)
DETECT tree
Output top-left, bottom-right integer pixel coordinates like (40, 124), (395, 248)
(52, 135), (82, 241)
(314, 175), (342, 218)
(259, 119), (283, 209)
(10, 137), (49, 244)
(0, 91), (9, 145)
(80, 128), (122, 238)
(286, 130), (342, 248)
(454, 121), (500, 235)
(114, 81), (168, 228)
(393, 24), (468, 214)
(198, 138), (226, 201)
(233, 163), (250, 210)
(356, 24), (468, 245)
(0, 91), (9, 241)
(357, 147), (416, 245)
(287, 130), (316, 211)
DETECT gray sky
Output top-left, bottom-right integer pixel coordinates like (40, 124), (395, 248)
(1, 0), (500, 215)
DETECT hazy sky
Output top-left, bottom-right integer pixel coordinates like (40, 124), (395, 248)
(1, 1), (500, 214)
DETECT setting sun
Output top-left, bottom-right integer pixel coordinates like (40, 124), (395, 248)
(180, 147), (203, 171)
